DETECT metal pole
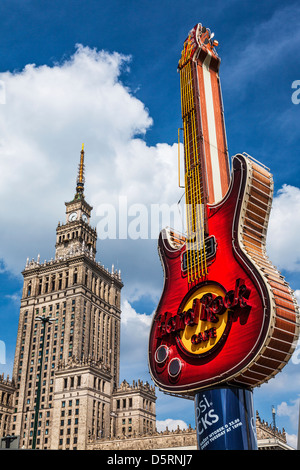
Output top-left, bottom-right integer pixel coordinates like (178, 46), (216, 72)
(194, 386), (257, 450)
(32, 316), (54, 450)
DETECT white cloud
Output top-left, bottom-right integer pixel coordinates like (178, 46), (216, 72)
(119, 300), (153, 381)
(277, 399), (300, 427)
(156, 418), (189, 433)
(276, 398), (300, 448)
(286, 433), (297, 449)
(5, 292), (21, 303)
(121, 299), (152, 328)
(0, 44), (182, 305)
(267, 185), (300, 272)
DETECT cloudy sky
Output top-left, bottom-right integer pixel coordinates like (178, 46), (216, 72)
(0, 0), (300, 447)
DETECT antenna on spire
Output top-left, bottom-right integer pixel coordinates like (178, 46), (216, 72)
(75, 144), (85, 199)
(272, 405), (276, 434)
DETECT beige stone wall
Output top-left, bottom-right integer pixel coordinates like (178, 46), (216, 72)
(112, 380), (156, 438)
(10, 247), (122, 448)
(0, 375), (15, 439)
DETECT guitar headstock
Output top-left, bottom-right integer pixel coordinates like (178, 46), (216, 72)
(178, 23), (219, 70)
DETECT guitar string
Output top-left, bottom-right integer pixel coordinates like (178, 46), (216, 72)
(180, 61), (207, 282)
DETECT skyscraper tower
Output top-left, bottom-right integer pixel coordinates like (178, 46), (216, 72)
(11, 146), (124, 449)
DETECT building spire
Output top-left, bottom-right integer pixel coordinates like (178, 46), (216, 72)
(75, 144), (85, 199)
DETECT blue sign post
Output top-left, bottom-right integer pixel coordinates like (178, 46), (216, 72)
(195, 386), (257, 450)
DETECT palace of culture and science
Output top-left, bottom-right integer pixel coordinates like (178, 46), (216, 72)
(0, 146), (293, 450)
(0, 146), (156, 450)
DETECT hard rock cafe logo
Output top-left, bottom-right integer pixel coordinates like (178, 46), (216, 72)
(156, 279), (251, 357)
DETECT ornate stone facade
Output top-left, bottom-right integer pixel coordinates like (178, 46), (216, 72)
(255, 411), (293, 450)
(2, 147), (157, 450)
(0, 374), (15, 439)
(112, 380), (156, 438)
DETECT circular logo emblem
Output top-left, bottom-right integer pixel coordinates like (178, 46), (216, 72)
(178, 284), (230, 356)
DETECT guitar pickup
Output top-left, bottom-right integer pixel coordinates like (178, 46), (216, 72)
(181, 236), (216, 272)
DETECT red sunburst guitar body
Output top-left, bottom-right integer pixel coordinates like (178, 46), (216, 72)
(148, 153), (299, 394)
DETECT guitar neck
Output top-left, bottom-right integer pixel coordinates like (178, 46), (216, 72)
(178, 24), (230, 282)
(180, 60), (207, 282)
(180, 59), (208, 228)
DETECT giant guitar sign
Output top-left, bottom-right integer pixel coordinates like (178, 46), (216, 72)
(148, 24), (299, 395)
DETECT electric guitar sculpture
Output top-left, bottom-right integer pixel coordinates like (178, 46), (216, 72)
(148, 24), (299, 395)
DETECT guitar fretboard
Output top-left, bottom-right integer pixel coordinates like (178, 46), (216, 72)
(180, 60), (207, 283)
(179, 26), (230, 283)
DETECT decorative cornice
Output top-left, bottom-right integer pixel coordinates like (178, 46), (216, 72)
(114, 379), (156, 396)
(22, 253), (122, 284)
(56, 354), (111, 375)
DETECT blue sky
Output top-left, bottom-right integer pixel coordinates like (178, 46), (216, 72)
(0, 0), (300, 447)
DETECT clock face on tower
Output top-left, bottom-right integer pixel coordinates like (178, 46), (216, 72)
(69, 212), (77, 222)
(82, 213), (88, 223)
